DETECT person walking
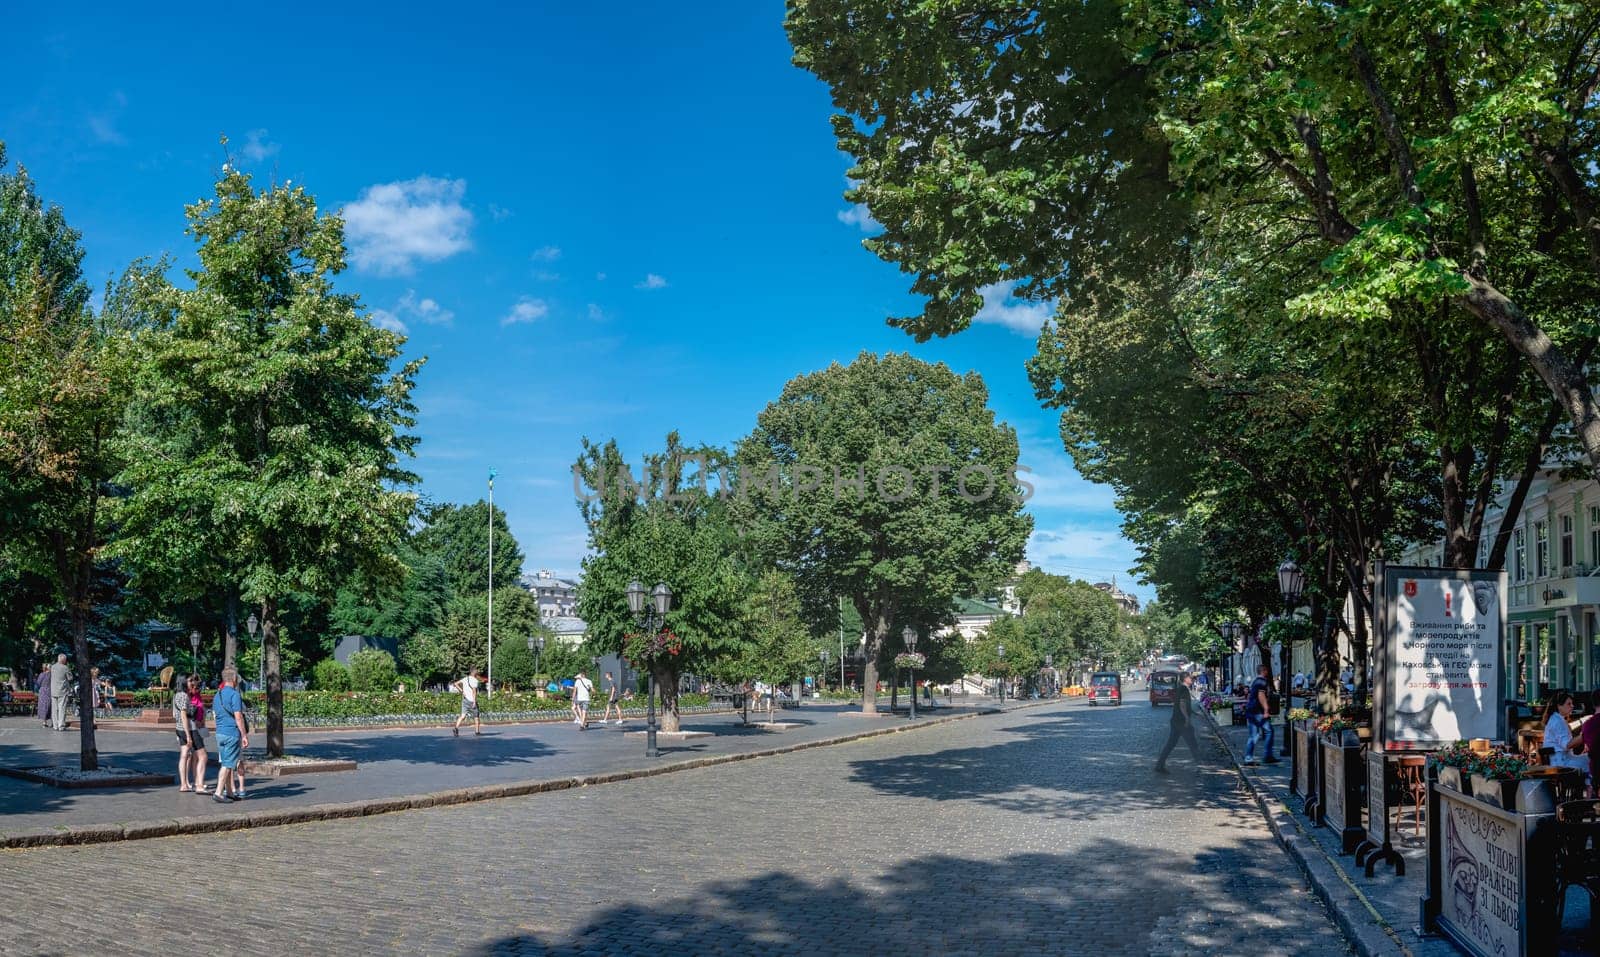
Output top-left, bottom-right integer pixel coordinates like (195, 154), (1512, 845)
(451, 668), (484, 737)
(34, 663), (50, 727)
(1244, 663), (1280, 766)
(48, 654), (71, 731)
(600, 671), (623, 725)
(572, 671), (594, 730)
(211, 668), (248, 803)
(173, 675), (208, 792)
(1155, 672), (1203, 774)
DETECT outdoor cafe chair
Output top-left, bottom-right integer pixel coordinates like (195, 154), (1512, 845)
(1554, 799), (1600, 932)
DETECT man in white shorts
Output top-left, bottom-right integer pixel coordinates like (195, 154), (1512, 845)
(572, 671), (594, 730)
(452, 667), (483, 737)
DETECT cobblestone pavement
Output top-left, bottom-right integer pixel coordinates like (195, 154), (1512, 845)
(0, 699), (1346, 956)
(0, 698), (1000, 831)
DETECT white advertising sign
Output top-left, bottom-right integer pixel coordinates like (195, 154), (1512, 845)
(1382, 567), (1504, 748)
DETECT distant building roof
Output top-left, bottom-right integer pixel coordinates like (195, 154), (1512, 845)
(953, 597), (1003, 617)
(547, 616), (588, 636)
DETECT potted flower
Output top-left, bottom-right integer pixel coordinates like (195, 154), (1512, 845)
(1429, 741), (1477, 795)
(1315, 715), (1361, 747)
(1288, 706), (1314, 726)
(1469, 750), (1530, 809)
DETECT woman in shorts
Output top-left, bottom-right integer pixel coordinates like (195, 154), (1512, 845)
(175, 675), (208, 792)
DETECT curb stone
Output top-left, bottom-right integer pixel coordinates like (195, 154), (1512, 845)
(1, 700), (1050, 850)
(1198, 710), (1409, 957)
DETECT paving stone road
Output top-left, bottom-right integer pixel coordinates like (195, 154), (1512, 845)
(0, 698), (1346, 956)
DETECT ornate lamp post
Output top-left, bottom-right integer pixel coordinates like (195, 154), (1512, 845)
(1277, 557), (1306, 727)
(189, 630), (202, 677)
(902, 627), (919, 720)
(1220, 621), (1238, 691)
(533, 636), (545, 685)
(997, 642), (1006, 703)
(626, 579), (672, 758)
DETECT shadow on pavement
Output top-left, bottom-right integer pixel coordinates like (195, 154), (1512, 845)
(467, 845), (1330, 956)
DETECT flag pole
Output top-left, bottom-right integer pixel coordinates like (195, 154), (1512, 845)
(487, 468), (496, 698)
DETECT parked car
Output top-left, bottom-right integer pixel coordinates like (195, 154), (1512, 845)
(1148, 670), (1181, 707)
(1086, 671), (1122, 706)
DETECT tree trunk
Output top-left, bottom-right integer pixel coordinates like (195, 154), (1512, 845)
(263, 596), (284, 758)
(653, 662), (681, 732)
(856, 597), (892, 715)
(72, 608), (97, 772)
(891, 667), (899, 712)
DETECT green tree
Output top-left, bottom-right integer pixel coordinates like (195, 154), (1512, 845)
(433, 587), (543, 684)
(0, 147), (132, 769)
(735, 352), (1031, 714)
(709, 569), (815, 692)
(574, 434), (751, 732)
(412, 501), (526, 600)
(110, 164), (422, 757)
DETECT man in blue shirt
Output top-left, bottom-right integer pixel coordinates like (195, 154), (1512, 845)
(1244, 663), (1280, 766)
(211, 667), (249, 803)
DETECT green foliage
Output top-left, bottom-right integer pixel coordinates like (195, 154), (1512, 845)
(412, 501), (526, 600)
(708, 570), (816, 684)
(106, 163), (423, 756)
(490, 627), (556, 691)
(399, 630), (451, 688)
(574, 433), (753, 729)
(347, 648), (398, 693)
(312, 658), (350, 692)
(968, 616), (1038, 677)
(434, 587), (543, 681)
(734, 352), (1031, 711)
(329, 547), (449, 646)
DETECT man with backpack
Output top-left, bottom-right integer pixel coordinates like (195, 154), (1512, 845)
(211, 668), (249, 803)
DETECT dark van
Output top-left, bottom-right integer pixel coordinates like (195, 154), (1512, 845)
(1148, 671), (1181, 707)
(1087, 671), (1121, 706)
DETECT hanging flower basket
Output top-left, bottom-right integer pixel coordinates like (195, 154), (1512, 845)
(623, 629), (682, 667)
(893, 653), (926, 670)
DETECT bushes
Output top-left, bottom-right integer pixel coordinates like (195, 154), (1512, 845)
(312, 658), (351, 691)
(348, 649), (399, 692)
(273, 690), (713, 720)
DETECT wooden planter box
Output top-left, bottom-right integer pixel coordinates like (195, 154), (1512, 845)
(1320, 733), (1365, 853)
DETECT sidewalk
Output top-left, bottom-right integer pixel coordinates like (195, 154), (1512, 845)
(0, 696), (1041, 848)
(1202, 712), (1594, 956)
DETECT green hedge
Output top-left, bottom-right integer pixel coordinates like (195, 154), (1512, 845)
(257, 690), (712, 719)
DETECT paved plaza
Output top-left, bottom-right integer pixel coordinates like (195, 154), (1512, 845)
(0, 698), (1342, 956)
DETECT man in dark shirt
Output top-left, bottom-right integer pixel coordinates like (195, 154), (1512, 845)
(1245, 663), (1280, 766)
(1155, 671), (1202, 774)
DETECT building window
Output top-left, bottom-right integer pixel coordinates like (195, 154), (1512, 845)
(1562, 514), (1575, 571)
(1536, 520), (1549, 578)
(1514, 528), (1527, 583)
(1591, 506), (1600, 568)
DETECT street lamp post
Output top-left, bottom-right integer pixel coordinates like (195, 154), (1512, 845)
(533, 636), (545, 686)
(246, 614), (261, 690)
(1220, 621), (1237, 692)
(997, 643), (1006, 703)
(1277, 557), (1305, 731)
(487, 468), (496, 699)
(903, 627), (919, 720)
(626, 579), (673, 758)
(1045, 654), (1054, 697)
(820, 650), (829, 695)
(189, 630), (202, 678)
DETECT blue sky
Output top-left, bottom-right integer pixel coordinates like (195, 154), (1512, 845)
(5, 1), (1148, 601)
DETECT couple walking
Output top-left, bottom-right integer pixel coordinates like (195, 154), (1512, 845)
(572, 671), (624, 730)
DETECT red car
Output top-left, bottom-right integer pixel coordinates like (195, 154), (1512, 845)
(1087, 672), (1121, 706)
(1148, 670), (1181, 707)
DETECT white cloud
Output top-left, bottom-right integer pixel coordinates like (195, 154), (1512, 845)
(87, 91), (127, 144)
(595, 272), (607, 281)
(837, 204), (878, 232)
(532, 270), (561, 282)
(587, 303), (605, 321)
(531, 245), (561, 262)
(343, 176), (474, 275)
(370, 309), (407, 334)
(501, 297), (549, 326)
(240, 129), (279, 162)
(974, 281), (1054, 335)
(367, 290), (455, 334)
(635, 273), (668, 290)
(489, 204), (514, 221)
